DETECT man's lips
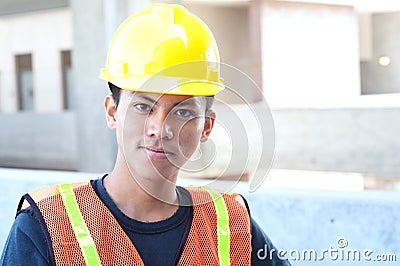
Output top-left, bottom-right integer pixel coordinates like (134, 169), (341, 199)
(142, 146), (173, 159)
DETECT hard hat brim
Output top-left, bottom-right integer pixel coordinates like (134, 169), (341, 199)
(99, 72), (224, 96)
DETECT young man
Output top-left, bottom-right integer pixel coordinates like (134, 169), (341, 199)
(1, 4), (290, 265)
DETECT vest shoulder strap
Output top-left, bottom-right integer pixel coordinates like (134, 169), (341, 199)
(181, 186), (252, 266)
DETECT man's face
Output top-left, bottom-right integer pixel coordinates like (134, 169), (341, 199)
(107, 90), (215, 182)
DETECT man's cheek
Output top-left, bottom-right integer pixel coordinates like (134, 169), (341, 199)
(179, 132), (201, 157)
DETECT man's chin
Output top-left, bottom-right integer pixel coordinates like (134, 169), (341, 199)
(127, 161), (178, 180)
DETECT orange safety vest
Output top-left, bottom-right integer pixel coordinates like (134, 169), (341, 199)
(21, 181), (252, 265)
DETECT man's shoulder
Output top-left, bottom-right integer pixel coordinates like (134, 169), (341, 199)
(1, 207), (50, 265)
(15, 206), (36, 226)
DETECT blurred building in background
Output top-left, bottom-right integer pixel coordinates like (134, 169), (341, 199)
(0, 0), (399, 182)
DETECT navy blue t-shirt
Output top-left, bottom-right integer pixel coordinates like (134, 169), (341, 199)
(1, 177), (290, 265)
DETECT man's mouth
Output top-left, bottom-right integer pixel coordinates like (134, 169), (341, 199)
(142, 146), (173, 159)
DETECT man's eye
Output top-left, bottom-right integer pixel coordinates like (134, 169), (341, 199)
(135, 103), (151, 112)
(175, 109), (195, 118)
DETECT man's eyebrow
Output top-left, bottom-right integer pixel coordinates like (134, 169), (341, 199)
(133, 94), (200, 107)
(173, 98), (201, 108)
(135, 95), (158, 105)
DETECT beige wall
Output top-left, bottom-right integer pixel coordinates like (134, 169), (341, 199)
(0, 8), (72, 113)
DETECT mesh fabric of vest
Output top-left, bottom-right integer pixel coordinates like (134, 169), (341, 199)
(25, 181), (251, 265)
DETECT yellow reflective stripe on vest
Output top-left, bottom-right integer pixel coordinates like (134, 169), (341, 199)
(202, 186), (230, 266)
(58, 183), (102, 266)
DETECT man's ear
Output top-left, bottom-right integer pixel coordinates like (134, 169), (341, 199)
(200, 111), (216, 142)
(104, 94), (117, 130)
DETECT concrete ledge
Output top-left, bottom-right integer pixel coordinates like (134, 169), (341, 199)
(0, 112), (78, 170)
(1, 168), (399, 265)
(272, 107), (400, 179)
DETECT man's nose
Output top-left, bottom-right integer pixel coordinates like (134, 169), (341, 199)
(145, 110), (173, 140)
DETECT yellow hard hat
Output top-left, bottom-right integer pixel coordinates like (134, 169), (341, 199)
(99, 3), (224, 96)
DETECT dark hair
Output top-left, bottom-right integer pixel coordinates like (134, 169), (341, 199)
(108, 82), (214, 115)
(108, 82), (121, 107)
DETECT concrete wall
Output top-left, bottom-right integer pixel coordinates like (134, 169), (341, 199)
(1, 100), (398, 181)
(361, 12), (400, 94)
(0, 0), (68, 16)
(0, 1), (399, 180)
(0, 168), (399, 265)
(69, 0), (115, 173)
(180, 101), (400, 181)
(70, 0), (151, 173)
(272, 107), (400, 178)
(0, 1), (151, 173)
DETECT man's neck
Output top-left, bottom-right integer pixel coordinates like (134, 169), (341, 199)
(103, 157), (179, 222)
